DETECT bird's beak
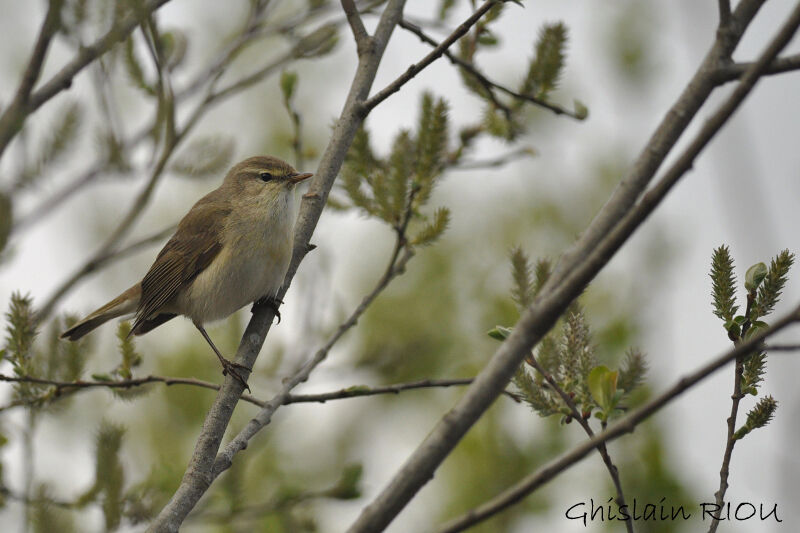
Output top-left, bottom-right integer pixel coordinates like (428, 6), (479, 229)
(289, 172), (313, 184)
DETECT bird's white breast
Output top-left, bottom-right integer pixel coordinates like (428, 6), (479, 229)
(176, 188), (295, 324)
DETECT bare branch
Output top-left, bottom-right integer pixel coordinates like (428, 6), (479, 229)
(398, 19), (583, 119)
(714, 52), (800, 84)
(342, 0), (371, 54)
(345, 2), (799, 530)
(363, 0), (502, 113)
(436, 306), (800, 533)
(718, 0), (732, 27)
(0, 0), (61, 160)
(546, 0), (767, 292)
(0, 372), (518, 414)
(0, 0), (175, 159)
(764, 343), (800, 351)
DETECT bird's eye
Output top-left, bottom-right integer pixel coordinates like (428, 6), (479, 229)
(259, 172), (274, 182)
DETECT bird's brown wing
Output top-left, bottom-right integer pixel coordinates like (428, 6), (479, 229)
(131, 197), (230, 334)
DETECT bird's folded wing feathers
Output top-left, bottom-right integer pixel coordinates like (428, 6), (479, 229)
(131, 200), (229, 333)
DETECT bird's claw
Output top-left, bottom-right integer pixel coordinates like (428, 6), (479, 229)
(253, 296), (283, 324)
(220, 357), (252, 393)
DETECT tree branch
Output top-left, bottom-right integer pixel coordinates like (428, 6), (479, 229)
(0, 372), (518, 413)
(363, 0), (501, 113)
(146, 1), (409, 530)
(545, 0), (767, 292)
(714, 52), (800, 84)
(341, 0), (371, 55)
(345, 2), (799, 530)
(398, 18), (584, 119)
(718, 0), (732, 27)
(0, 0), (175, 160)
(436, 306), (800, 533)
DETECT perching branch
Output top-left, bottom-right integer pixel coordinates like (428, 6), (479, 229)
(146, 1), (409, 530)
(346, 2), (800, 531)
(436, 305), (800, 533)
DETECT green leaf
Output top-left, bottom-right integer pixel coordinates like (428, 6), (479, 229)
(280, 70), (298, 102)
(488, 326), (512, 340)
(588, 365), (618, 412)
(745, 262), (767, 292)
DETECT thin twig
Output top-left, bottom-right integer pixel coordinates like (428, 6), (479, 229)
(0, 0), (175, 159)
(398, 18), (583, 119)
(0, 0), (61, 159)
(363, 0), (501, 113)
(764, 343), (800, 351)
(450, 147), (534, 170)
(525, 356), (634, 533)
(341, 0), (371, 54)
(714, 52), (800, 84)
(545, 0), (767, 293)
(436, 306), (800, 533)
(11, 3), (333, 237)
(718, 0), (732, 27)
(0, 372), (518, 413)
(708, 291), (753, 533)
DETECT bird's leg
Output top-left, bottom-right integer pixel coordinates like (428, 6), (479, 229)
(253, 295), (282, 324)
(193, 322), (251, 392)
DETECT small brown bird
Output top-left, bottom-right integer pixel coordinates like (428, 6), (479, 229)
(61, 156), (313, 387)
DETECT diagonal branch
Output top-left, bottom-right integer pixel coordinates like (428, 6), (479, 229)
(398, 18), (583, 119)
(362, 0), (502, 113)
(714, 52), (800, 84)
(146, 1), (409, 530)
(0, 0), (174, 160)
(345, 2), (800, 530)
(341, 0), (370, 54)
(436, 305), (800, 533)
(545, 0), (767, 292)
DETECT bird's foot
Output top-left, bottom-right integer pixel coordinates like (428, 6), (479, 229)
(253, 295), (283, 324)
(219, 357), (252, 393)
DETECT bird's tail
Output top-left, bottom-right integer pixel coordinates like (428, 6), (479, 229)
(60, 284), (141, 341)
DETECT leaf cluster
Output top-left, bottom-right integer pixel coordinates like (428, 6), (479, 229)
(457, 16), (577, 141)
(491, 248), (647, 424)
(339, 92), (451, 247)
(708, 246), (795, 437)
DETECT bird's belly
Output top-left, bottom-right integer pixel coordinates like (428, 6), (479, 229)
(175, 233), (292, 324)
